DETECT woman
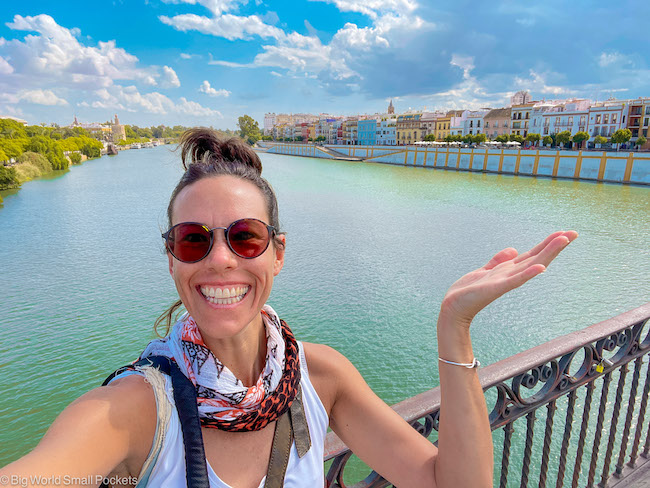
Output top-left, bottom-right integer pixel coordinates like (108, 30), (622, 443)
(1, 129), (577, 487)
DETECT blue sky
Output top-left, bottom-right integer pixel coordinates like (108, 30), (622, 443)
(0, 0), (647, 129)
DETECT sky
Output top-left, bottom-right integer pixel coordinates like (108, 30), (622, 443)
(0, 0), (648, 130)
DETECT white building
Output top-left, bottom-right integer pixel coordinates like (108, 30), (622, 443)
(263, 113), (276, 135)
(587, 101), (627, 143)
(464, 109), (489, 135)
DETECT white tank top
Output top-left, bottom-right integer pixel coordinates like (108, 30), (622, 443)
(134, 342), (329, 487)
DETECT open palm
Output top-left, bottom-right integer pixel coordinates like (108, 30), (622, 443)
(441, 231), (579, 326)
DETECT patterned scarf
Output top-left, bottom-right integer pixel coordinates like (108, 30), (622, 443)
(135, 304), (300, 432)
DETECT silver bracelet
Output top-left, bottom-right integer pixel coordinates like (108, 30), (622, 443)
(438, 357), (481, 368)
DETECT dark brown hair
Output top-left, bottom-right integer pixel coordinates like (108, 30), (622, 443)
(155, 128), (284, 336)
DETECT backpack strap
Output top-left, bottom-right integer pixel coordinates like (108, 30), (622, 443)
(101, 356), (210, 488)
(102, 357), (312, 488)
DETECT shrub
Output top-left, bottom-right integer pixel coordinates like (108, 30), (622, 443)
(0, 165), (20, 189)
(69, 152), (82, 164)
(18, 151), (52, 174)
(14, 163), (42, 183)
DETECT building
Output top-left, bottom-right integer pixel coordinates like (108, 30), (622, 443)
(511, 91), (532, 106)
(587, 101), (626, 147)
(263, 113), (276, 135)
(434, 114), (451, 141)
(70, 115), (113, 141)
(483, 108), (511, 139)
(387, 100), (395, 115)
(626, 98), (650, 149)
(376, 116), (396, 145)
(396, 113), (426, 145)
(510, 102), (537, 137)
(0, 115), (28, 125)
(464, 110), (489, 136)
(111, 114), (126, 143)
(358, 118), (377, 145)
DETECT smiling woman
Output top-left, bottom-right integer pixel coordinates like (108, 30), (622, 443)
(0, 128), (577, 488)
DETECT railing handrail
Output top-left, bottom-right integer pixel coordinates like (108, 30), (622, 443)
(324, 302), (650, 460)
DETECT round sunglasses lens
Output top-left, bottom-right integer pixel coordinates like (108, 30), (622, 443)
(169, 224), (212, 262)
(228, 219), (270, 258)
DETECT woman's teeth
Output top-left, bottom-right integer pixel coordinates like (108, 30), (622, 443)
(199, 285), (249, 305)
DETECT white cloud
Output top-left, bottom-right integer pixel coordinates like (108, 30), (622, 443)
(598, 51), (634, 68)
(2, 14), (153, 91)
(209, 59), (254, 68)
(161, 0), (243, 15)
(180, 53), (193, 59)
(159, 13), (284, 40)
(87, 84), (220, 117)
(0, 55), (13, 74)
(514, 69), (573, 95)
(162, 65), (181, 87)
(18, 89), (68, 106)
(199, 80), (230, 97)
(311, 0), (417, 20)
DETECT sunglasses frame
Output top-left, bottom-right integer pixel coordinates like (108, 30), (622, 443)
(162, 218), (276, 263)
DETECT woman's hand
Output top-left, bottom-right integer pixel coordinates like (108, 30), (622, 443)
(440, 230), (578, 327)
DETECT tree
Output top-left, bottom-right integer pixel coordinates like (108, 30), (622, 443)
(495, 134), (509, 143)
(510, 134), (524, 144)
(525, 133), (541, 147)
(0, 165), (20, 189)
(543, 135), (553, 147)
(424, 134), (436, 142)
(295, 135), (303, 142)
(610, 129), (632, 151)
(237, 115), (262, 145)
(572, 131), (590, 150)
(555, 130), (572, 149)
(634, 135), (647, 148)
(462, 134), (473, 144)
(316, 135), (326, 142)
(594, 136), (608, 147)
(473, 133), (487, 144)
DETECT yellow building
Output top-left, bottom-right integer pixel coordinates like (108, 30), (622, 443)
(396, 113), (425, 145)
(434, 115), (451, 140)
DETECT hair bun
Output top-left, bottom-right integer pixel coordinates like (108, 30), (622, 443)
(179, 127), (262, 175)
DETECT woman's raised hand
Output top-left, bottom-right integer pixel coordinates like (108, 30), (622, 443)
(440, 231), (578, 327)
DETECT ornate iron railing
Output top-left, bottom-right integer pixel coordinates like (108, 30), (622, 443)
(324, 303), (650, 487)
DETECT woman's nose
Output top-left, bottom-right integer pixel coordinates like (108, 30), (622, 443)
(206, 234), (238, 269)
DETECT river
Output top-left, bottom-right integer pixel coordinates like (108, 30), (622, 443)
(1, 146), (648, 478)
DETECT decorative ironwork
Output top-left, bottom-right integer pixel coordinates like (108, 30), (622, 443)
(324, 303), (650, 488)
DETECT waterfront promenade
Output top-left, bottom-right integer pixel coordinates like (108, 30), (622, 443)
(258, 142), (650, 186)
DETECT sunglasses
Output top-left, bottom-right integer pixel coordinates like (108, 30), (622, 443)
(162, 218), (276, 263)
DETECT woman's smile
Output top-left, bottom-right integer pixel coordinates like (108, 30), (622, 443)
(198, 284), (251, 306)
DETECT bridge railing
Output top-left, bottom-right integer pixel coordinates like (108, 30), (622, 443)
(324, 303), (650, 488)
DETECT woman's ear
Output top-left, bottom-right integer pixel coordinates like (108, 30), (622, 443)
(273, 235), (286, 276)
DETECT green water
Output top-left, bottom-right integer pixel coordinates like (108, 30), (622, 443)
(1, 147), (648, 481)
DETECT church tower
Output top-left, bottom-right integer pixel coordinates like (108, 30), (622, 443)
(387, 100), (395, 115)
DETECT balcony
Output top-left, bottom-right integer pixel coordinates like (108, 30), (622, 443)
(325, 304), (650, 488)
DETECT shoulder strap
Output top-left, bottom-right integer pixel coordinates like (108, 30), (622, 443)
(101, 357), (210, 488)
(263, 385), (312, 488)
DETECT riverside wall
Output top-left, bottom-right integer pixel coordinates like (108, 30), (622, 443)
(259, 142), (650, 185)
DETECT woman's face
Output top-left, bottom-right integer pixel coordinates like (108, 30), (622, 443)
(168, 175), (285, 341)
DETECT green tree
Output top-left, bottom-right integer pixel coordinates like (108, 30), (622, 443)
(594, 135), (608, 147)
(510, 134), (524, 144)
(26, 136), (68, 170)
(610, 129), (632, 151)
(0, 148), (7, 163)
(462, 134), (473, 144)
(525, 133), (541, 147)
(316, 135), (326, 142)
(0, 138), (27, 160)
(295, 135), (303, 142)
(424, 134), (436, 142)
(473, 133), (487, 144)
(237, 115), (262, 145)
(542, 135), (553, 147)
(572, 131), (590, 150)
(69, 152), (82, 164)
(125, 125), (138, 139)
(555, 130), (572, 149)
(0, 165), (20, 189)
(495, 134), (509, 143)
(0, 119), (27, 139)
(634, 135), (647, 148)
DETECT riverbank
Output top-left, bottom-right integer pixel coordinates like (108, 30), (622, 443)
(258, 142), (650, 186)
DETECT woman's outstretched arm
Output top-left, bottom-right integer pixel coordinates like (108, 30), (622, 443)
(323, 230), (577, 488)
(434, 230), (578, 487)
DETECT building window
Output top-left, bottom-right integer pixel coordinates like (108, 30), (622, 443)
(494, 121), (498, 128)
(580, 116), (586, 126)
(485, 121), (490, 128)
(593, 127), (599, 136)
(596, 114), (601, 124)
(645, 118), (649, 127)
(469, 121), (473, 127)
(646, 107), (650, 115)
(603, 114), (609, 124)
(477, 121), (481, 128)
(568, 116), (573, 125)
(612, 114), (618, 124)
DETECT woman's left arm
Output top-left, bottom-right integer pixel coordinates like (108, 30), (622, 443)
(321, 230), (578, 488)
